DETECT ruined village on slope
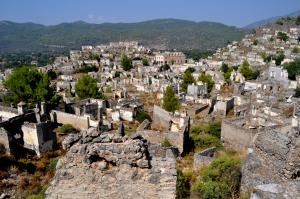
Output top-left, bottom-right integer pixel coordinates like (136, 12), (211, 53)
(0, 20), (300, 199)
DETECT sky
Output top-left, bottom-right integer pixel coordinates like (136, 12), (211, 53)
(0, 0), (300, 27)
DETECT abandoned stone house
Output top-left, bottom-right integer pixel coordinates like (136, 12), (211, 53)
(135, 105), (190, 154)
(50, 98), (111, 131)
(110, 98), (143, 122)
(0, 102), (56, 157)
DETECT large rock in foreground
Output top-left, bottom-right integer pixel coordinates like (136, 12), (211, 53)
(46, 130), (177, 199)
(241, 128), (300, 199)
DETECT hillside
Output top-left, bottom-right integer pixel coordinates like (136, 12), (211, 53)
(245, 10), (300, 29)
(0, 19), (247, 53)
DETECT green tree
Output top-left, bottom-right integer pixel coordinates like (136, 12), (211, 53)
(275, 53), (285, 66)
(277, 32), (289, 42)
(162, 85), (181, 113)
(142, 58), (149, 66)
(159, 64), (170, 72)
(182, 71), (196, 92)
(184, 67), (195, 74)
(198, 73), (215, 93)
(292, 47), (300, 54)
(239, 60), (260, 80)
(284, 58), (300, 80)
(296, 16), (300, 26)
(121, 54), (132, 71)
(4, 66), (57, 106)
(75, 75), (104, 99)
(221, 63), (229, 73)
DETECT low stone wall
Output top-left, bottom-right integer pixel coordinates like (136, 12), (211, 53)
(221, 119), (257, 151)
(50, 110), (90, 130)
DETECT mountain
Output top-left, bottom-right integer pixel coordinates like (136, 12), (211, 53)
(0, 19), (247, 53)
(244, 10), (300, 29)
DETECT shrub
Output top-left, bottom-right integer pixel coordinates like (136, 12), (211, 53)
(47, 158), (58, 172)
(176, 168), (190, 199)
(192, 155), (242, 199)
(192, 134), (222, 151)
(55, 124), (78, 135)
(136, 111), (152, 123)
(191, 122), (221, 138)
(161, 138), (173, 148)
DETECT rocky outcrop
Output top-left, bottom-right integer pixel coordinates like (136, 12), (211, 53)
(241, 128), (300, 198)
(46, 128), (177, 199)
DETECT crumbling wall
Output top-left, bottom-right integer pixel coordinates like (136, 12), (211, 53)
(241, 128), (300, 198)
(22, 122), (55, 156)
(221, 119), (257, 151)
(50, 110), (90, 130)
(46, 130), (177, 199)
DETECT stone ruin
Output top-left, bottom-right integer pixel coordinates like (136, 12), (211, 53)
(46, 126), (177, 199)
(241, 127), (300, 198)
(193, 147), (216, 170)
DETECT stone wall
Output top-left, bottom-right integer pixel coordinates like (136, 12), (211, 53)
(50, 110), (90, 130)
(0, 127), (10, 154)
(138, 117), (190, 154)
(46, 129), (177, 199)
(22, 122), (55, 156)
(241, 128), (300, 198)
(221, 119), (257, 151)
(153, 105), (171, 130)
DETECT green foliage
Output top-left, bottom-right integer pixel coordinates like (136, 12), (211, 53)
(92, 54), (100, 61)
(198, 73), (215, 93)
(221, 63), (233, 83)
(292, 47), (300, 54)
(75, 75), (104, 99)
(77, 64), (98, 73)
(192, 155), (242, 199)
(296, 16), (300, 26)
(284, 58), (300, 80)
(191, 122), (221, 138)
(114, 71), (122, 78)
(55, 124), (78, 135)
(221, 63), (229, 73)
(190, 122), (222, 151)
(46, 158), (58, 172)
(239, 60), (260, 80)
(4, 66), (56, 106)
(183, 50), (214, 61)
(176, 168), (190, 199)
(294, 86), (300, 98)
(121, 55), (133, 71)
(275, 53), (285, 66)
(159, 64), (170, 72)
(161, 138), (173, 148)
(182, 71), (196, 93)
(184, 67), (195, 74)
(46, 70), (57, 80)
(253, 39), (258, 45)
(136, 111), (152, 123)
(277, 32), (289, 42)
(192, 134), (223, 151)
(162, 86), (181, 113)
(0, 20), (247, 53)
(142, 58), (149, 66)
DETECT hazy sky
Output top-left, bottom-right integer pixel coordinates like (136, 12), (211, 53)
(0, 0), (300, 27)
